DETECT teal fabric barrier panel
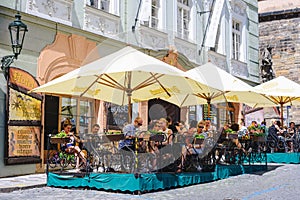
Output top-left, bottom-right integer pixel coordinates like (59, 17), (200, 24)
(267, 153), (300, 164)
(47, 165), (266, 192)
(48, 173), (140, 191)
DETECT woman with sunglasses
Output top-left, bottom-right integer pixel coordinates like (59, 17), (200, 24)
(178, 120), (206, 172)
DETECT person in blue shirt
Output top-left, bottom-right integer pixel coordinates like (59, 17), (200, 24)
(119, 117), (143, 151)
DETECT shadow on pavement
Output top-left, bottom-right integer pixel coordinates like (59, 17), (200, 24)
(249, 164), (283, 176)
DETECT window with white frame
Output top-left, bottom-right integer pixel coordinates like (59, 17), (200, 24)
(177, 0), (190, 39)
(89, 0), (110, 12)
(232, 20), (241, 60)
(140, 0), (160, 29)
(60, 97), (95, 135)
(150, 0), (159, 28)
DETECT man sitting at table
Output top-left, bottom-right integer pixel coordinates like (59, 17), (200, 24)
(119, 117), (143, 151)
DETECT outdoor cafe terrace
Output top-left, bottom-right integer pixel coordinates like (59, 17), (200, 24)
(46, 126), (300, 193)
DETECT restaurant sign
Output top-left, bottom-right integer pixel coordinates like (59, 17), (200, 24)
(8, 126), (41, 157)
(5, 67), (42, 165)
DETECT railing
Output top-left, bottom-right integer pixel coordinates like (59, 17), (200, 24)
(46, 130), (274, 174)
(266, 132), (300, 153)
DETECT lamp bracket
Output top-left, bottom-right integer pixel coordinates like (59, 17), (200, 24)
(1, 55), (15, 79)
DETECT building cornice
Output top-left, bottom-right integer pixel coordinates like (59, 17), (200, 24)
(259, 7), (300, 22)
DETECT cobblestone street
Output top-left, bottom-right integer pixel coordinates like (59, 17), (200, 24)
(0, 164), (299, 200)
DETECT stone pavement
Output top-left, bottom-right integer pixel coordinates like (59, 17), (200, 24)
(0, 173), (47, 193)
(0, 164), (299, 200)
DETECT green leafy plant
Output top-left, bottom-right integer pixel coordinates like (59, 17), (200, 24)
(225, 128), (237, 134)
(194, 134), (205, 139)
(54, 131), (67, 138)
(247, 125), (256, 131)
(149, 130), (164, 135)
(254, 132), (265, 137)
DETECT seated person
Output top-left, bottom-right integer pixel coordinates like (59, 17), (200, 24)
(287, 122), (296, 152)
(148, 121), (161, 170)
(204, 119), (217, 133)
(158, 118), (174, 147)
(268, 119), (286, 152)
(61, 122), (86, 171)
(119, 117), (143, 151)
(154, 118), (174, 164)
(175, 121), (188, 135)
(178, 120), (206, 172)
(186, 120), (206, 154)
(217, 123), (231, 144)
(216, 123), (247, 164)
(82, 124), (100, 151)
(230, 123), (247, 152)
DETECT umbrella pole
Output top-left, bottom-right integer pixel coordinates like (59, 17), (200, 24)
(207, 99), (211, 120)
(126, 72), (133, 123)
(128, 95), (132, 123)
(280, 103), (284, 126)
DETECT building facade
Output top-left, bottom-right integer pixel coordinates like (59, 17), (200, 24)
(0, 0), (259, 177)
(258, 0), (300, 125)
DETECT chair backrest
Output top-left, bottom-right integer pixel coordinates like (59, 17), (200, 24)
(149, 134), (166, 142)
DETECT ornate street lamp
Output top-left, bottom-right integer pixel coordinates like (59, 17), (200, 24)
(1, 12), (28, 79)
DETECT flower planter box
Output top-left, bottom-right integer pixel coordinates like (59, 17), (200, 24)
(228, 134), (238, 139)
(106, 134), (125, 142)
(50, 137), (70, 144)
(253, 136), (265, 142)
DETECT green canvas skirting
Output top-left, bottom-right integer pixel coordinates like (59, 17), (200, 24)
(266, 153), (300, 164)
(47, 165), (267, 192)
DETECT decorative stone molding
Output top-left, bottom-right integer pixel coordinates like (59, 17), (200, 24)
(84, 5), (120, 37)
(26, 0), (72, 25)
(37, 32), (96, 84)
(207, 50), (227, 71)
(230, 0), (247, 17)
(174, 37), (197, 63)
(161, 47), (185, 71)
(231, 59), (249, 78)
(138, 25), (168, 50)
(149, 49), (196, 71)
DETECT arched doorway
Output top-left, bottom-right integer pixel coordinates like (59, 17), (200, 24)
(148, 99), (180, 123)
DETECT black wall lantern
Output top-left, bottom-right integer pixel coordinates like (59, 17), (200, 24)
(9, 12), (28, 58)
(1, 12), (28, 78)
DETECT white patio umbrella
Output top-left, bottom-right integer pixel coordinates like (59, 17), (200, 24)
(30, 46), (216, 122)
(248, 76), (300, 125)
(165, 62), (275, 118)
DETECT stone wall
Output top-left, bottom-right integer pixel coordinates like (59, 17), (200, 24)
(259, 16), (300, 125)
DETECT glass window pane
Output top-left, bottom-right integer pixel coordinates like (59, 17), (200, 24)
(60, 97), (94, 135)
(101, 0), (110, 11)
(61, 97), (77, 131)
(79, 100), (94, 134)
